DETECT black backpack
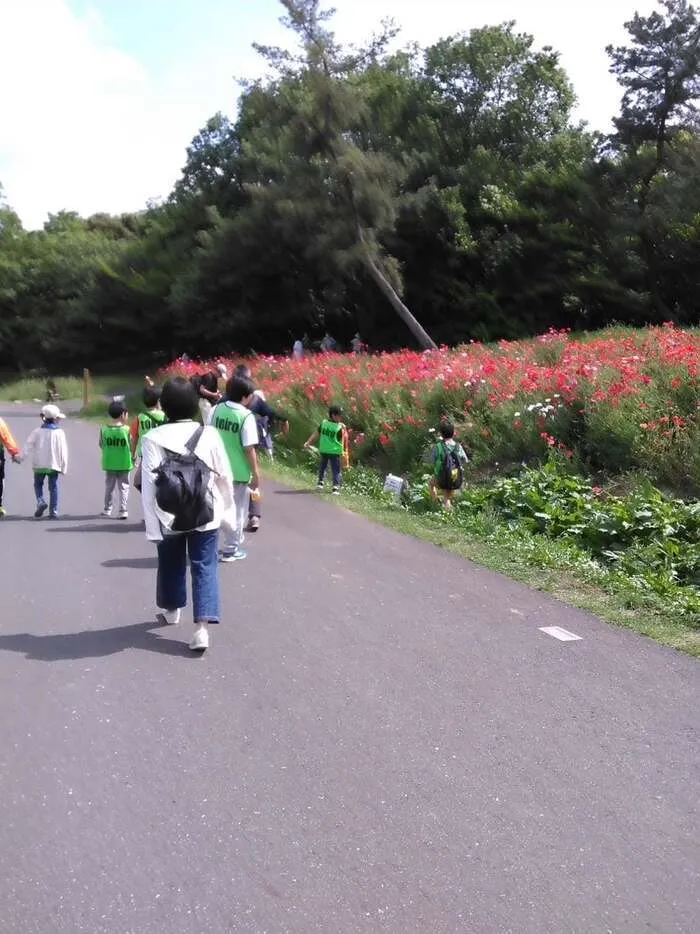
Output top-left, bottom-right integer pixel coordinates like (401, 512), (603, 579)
(438, 441), (464, 491)
(153, 426), (214, 532)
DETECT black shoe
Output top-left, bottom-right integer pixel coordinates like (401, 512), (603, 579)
(34, 503), (48, 518)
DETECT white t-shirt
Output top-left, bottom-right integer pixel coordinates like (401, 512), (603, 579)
(25, 424), (69, 474)
(141, 420), (234, 542)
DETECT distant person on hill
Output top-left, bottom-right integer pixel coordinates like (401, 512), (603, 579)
(24, 404), (68, 519)
(233, 363), (289, 532)
(130, 386), (166, 491)
(304, 405), (347, 495)
(100, 400), (133, 520)
(0, 417), (22, 518)
(320, 332), (337, 353)
(292, 338), (304, 360)
(209, 375), (260, 562)
(350, 333), (365, 354)
(141, 377), (234, 653)
(428, 420), (469, 510)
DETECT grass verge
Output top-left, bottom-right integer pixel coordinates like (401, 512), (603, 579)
(264, 458), (699, 658)
(0, 374), (145, 411)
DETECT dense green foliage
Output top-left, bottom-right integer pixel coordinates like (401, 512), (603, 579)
(1, 0), (699, 371)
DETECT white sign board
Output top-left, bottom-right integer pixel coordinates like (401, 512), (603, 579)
(383, 474), (406, 499)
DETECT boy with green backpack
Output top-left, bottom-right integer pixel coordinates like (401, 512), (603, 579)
(429, 420), (469, 509)
(100, 400), (134, 519)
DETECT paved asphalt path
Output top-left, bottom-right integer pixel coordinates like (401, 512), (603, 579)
(0, 404), (698, 934)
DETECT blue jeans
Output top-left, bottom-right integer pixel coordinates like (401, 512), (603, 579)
(34, 471), (59, 516)
(156, 528), (221, 622)
(319, 454), (342, 487)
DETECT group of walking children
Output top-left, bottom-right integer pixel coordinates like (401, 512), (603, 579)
(0, 375), (466, 657)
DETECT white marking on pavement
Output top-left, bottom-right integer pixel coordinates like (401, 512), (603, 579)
(539, 626), (583, 642)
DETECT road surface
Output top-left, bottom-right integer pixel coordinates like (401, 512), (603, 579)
(0, 404), (698, 934)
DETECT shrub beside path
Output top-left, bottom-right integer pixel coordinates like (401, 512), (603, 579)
(0, 405), (698, 933)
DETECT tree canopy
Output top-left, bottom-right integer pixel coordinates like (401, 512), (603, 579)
(1, 0), (698, 372)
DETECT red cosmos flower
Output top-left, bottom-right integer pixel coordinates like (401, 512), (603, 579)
(156, 324), (699, 463)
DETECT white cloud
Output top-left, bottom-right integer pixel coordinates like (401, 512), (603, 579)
(330, 0), (646, 127)
(0, 0), (650, 229)
(0, 0), (186, 228)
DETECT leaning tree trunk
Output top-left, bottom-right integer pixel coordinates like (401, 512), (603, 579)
(355, 221), (438, 350)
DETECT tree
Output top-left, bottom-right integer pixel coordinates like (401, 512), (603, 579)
(250, 0), (438, 349)
(608, 0), (699, 159)
(607, 0), (700, 316)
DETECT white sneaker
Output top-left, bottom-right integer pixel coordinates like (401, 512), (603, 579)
(157, 608), (181, 625)
(189, 624), (209, 652)
(101, 509), (111, 518)
(118, 510), (128, 520)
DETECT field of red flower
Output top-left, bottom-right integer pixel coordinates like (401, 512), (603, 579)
(159, 325), (700, 493)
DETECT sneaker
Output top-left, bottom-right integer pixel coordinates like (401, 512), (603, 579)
(316, 482), (324, 490)
(49, 512), (58, 520)
(34, 503), (48, 518)
(118, 511), (128, 520)
(189, 624), (209, 652)
(101, 509), (111, 518)
(220, 549), (247, 563)
(0, 507), (6, 518)
(157, 608), (181, 626)
(332, 487), (341, 496)
(246, 516), (260, 532)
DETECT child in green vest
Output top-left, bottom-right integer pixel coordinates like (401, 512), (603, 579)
(210, 375), (260, 562)
(304, 405), (347, 494)
(130, 386), (166, 490)
(100, 400), (134, 520)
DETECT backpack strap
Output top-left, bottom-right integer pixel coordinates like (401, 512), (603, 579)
(185, 425), (205, 454)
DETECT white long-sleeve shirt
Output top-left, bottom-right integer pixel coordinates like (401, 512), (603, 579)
(141, 420), (234, 542)
(24, 424), (69, 474)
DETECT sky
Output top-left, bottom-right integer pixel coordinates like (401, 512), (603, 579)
(0, 0), (656, 229)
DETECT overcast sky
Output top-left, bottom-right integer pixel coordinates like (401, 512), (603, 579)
(0, 0), (655, 229)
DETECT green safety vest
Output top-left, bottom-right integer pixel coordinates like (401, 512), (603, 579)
(211, 402), (254, 482)
(318, 419), (344, 455)
(101, 424), (133, 472)
(136, 409), (166, 456)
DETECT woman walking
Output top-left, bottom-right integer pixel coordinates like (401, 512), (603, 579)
(141, 378), (234, 653)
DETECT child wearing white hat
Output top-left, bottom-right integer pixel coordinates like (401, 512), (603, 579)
(24, 405), (69, 518)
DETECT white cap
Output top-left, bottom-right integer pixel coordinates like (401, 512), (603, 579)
(41, 404), (65, 420)
(216, 363), (228, 375)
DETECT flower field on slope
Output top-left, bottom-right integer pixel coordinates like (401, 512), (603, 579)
(159, 325), (700, 622)
(160, 325), (700, 493)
